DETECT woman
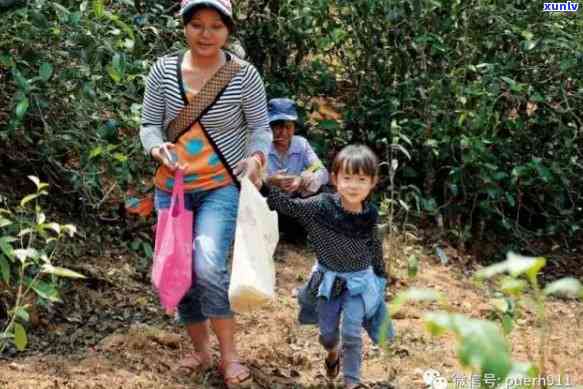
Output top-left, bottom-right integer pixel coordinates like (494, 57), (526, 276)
(139, 0), (271, 386)
(266, 97), (329, 198)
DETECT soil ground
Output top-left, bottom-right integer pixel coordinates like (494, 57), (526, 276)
(0, 240), (582, 389)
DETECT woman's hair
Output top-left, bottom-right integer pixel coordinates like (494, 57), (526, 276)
(182, 4), (235, 34)
(331, 144), (379, 178)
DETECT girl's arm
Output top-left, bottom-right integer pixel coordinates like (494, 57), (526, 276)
(260, 184), (321, 225)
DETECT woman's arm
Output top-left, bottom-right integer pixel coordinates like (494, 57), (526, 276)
(300, 138), (330, 195)
(240, 63), (272, 159)
(140, 58), (167, 156)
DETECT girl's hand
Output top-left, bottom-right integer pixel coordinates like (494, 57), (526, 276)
(234, 155), (263, 188)
(151, 143), (185, 172)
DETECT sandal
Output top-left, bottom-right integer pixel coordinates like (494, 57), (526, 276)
(218, 359), (253, 388)
(176, 351), (213, 375)
(324, 351), (341, 379)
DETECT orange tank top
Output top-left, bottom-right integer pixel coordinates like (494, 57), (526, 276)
(154, 80), (233, 193)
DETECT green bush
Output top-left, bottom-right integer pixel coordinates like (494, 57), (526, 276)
(2, 0), (582, 251)
(0, 176), (84, 353)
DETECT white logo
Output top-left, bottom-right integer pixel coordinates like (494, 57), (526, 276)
(423, 369), (448, 389)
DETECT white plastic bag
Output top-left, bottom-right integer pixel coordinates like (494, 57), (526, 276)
(229, 177), (279, 313)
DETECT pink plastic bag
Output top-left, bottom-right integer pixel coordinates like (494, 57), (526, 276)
(152, 170), (193, 313)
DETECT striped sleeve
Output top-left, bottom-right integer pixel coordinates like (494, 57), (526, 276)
(140, 57), (166, 154)
(240, 63), (272, 158)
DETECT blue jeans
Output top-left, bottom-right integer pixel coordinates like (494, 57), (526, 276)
(155, 184), (239, 324)
(318, 291), (366, 386)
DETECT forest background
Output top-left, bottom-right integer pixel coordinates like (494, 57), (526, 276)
(0, 0), (582, 378)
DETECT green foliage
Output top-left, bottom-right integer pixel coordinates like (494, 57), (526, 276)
(389, 250), (582, 387)
(1, 0), (178, 216)
(2, 0), (582, 249)
(476, 252), (583, 381)
(238, 0), (583, 247)
(0, 177), (84, 353)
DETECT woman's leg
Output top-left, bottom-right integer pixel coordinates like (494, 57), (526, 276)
(191, 184), (248, 381)
(155, 189), (212, 369)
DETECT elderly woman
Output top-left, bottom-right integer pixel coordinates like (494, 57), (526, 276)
(139, 0), (271, 386)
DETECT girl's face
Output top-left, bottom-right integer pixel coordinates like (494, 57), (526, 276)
(184, 8), (229, 58)
(332, 168), (377, 212)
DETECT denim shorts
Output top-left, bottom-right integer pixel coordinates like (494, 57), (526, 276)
(154, 184), (239, 324)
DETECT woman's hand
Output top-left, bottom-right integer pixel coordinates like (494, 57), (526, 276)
(151, 143), (181, 171)
(234, 154), (263, 188)
(152, 143), (188, 172)
(281, 176), (302, 193)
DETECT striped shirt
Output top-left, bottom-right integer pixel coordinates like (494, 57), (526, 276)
(140, 51), (272, 172)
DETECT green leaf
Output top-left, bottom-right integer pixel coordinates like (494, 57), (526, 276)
(142, 241), (153, 258)
(29, 279), (61, 302)
(390, 288), (442, 314)
(0, 255), (10, 284)
(424, 312), (513, 382)
(476, 252), (546, 281)
(501, 315), (513, 335)
(499, 277), (527, 296)
(93, 0), (104, 18)
(20, 193), (40, 207)
(28, 176), (41, 190)
(0, 53), (13, 67)
(490, 298), (510, 313)
(89, 146), (103, 159)
(12, 69), (29, 92)
(318, 119), (340, 130)
(15, 307), (29, 322)
(62, 224), (77, 237)
(407, 255), (419, 278)
(43, 223), (61, 235)
(506, 252), (546, 281)
(41, 264), (86, 279)
(0, 236), (16, 259)
(544, 277), (583, 298)
(39, 63), (53, 82)
(27, 176), (48, 191)
(0, 217), (12, 228)
(13, 323), (27, 351)
(13, 248), (39, 263)
(15, 98), (29, 119)
(476, 261), (511, 279)
(521, 31), (534, 40)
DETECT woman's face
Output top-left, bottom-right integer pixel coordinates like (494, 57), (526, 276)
(271, 121), (295, 151)
(184, 8), (229, 58)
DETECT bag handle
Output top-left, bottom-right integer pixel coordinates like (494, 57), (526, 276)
(170, 169), (186, 217)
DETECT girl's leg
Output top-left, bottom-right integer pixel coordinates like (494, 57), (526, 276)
(340, 293), (366, 386)
(318, 296), (342, 377)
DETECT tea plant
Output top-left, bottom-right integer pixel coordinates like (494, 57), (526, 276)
(0, 176), (85, 353)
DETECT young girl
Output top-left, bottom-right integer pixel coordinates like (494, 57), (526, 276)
(260, 144), (395, 388)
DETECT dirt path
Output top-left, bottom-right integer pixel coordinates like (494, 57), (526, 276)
(0, 242), (581, 388)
